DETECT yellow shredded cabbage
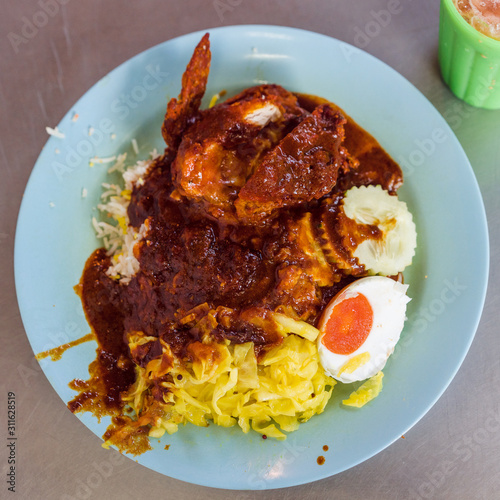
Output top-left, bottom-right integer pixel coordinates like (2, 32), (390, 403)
(124, 334), (335, 440)
(116, 310), (388, 446)
(342, 371), (384, 408)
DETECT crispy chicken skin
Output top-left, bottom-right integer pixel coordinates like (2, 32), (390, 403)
(235, 105), (353, 225)
(162, 33), (354, 226)
(162, 33), (211, 150)
(170, 84), (307, 221)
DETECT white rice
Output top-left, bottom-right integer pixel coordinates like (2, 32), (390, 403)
(106, 223), (148, 283)
(93, 149), (160, 284)
(131, 138), (139, 155)
(122, 151), (154, 190)
(90, 155), (117, 165)
(107, 153), (128, 174)
(46, 126), (65, 139)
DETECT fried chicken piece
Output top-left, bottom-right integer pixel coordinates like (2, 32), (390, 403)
(235, 104), (353, 225)
(296, 94), (402, 194)
(161, 33), (211, 150)
(170, 85), (307, 221)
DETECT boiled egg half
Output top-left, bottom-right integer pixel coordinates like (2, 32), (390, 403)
(317, 276), (410, 383)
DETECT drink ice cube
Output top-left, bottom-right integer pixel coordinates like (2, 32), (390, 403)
(454, 0), (500, 40)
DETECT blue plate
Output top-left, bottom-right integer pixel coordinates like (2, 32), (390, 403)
(14, 26), (489, 489)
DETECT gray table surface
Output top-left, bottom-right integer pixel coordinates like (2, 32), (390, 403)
(1, 0), (499, 498)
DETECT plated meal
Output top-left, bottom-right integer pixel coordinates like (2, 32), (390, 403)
(16, 25), (488, 488)
(67, 33), (417, 454)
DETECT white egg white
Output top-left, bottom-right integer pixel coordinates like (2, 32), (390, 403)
(317, 276), (411, 383)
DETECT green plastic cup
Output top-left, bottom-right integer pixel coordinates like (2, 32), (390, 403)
(439, 0), (500, 109)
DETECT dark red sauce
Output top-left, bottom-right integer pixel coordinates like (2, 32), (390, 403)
(68, 93), (402, 454)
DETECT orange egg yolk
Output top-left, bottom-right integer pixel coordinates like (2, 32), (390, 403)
(321, 293), (374, 355)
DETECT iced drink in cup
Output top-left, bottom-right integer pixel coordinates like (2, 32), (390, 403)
(454, 1), (500, 40)
(439, 0), (500, 109)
